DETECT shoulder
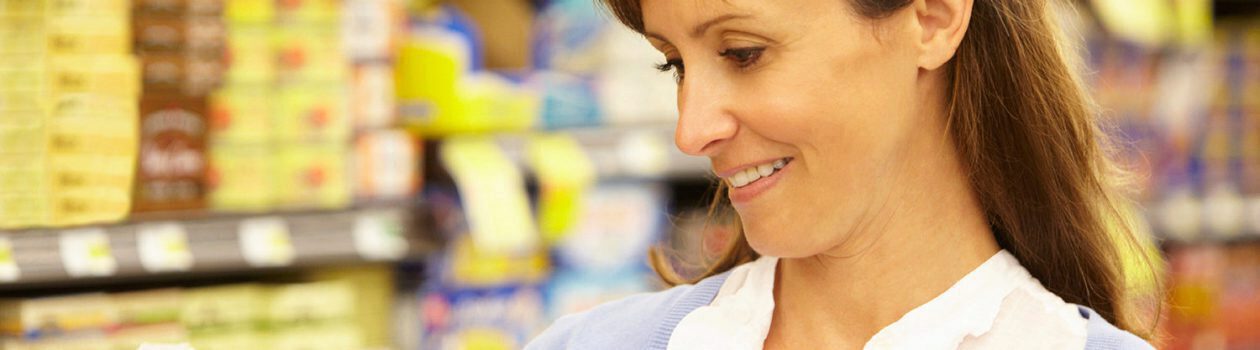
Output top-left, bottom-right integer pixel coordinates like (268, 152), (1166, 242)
(1078, 306), (1155, 350)
(526, 272), (730, 350)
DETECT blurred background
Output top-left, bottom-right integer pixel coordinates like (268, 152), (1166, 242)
(0, 0), (1256, 349)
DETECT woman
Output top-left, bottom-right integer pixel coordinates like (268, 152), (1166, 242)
(530, 0), (1158, 349)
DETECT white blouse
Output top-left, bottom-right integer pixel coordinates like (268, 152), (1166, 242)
(667, 250), (1087, 349)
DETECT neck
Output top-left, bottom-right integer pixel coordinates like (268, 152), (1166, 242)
(766, 110), (1000, 349)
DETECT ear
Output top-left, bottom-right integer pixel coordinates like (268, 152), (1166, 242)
(912, 0), (973, 70)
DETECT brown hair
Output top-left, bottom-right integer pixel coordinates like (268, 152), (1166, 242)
(600, 0), (1161, 340)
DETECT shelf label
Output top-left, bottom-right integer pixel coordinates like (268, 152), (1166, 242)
(60, 228), (117, 277)
(0, 237), (18, 282)
(354, 211), (408, 261)
(440, 137), (538, 255)
(239, 217), (295, 267)
(138, 222), (194, 273)
(527, 134), (595, 244)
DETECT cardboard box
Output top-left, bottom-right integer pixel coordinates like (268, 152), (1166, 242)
(134, 0), (224, 17)
(47, 17), (132, 55)
(140, 53), (224, 96)
(0, 293), (118, 338)
(134, 15), (225, 55)
(134, 95), (208, 212)
(272, 141), (348, 209)
(273, 84), (349, 142)
(206, 141), (274, 211)
(208, 85), (272, 143)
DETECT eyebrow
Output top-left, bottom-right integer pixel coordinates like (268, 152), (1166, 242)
(644, 13), (753, 43)
(690, 14), (751, 38)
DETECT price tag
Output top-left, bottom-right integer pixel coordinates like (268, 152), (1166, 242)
(137, 222), (194, 273)
(353, 211), (408, 261)
(0, 237), (19, 282)
(239, 217), (295, 267)
(617, 130), (669, 177)
(60, 228), (117, 277)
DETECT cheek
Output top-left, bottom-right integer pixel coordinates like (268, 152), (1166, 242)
(739, 46), (919, 169)
(732, 34), (922, 256)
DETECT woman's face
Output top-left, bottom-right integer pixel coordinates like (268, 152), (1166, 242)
(643, 0), (942, 258)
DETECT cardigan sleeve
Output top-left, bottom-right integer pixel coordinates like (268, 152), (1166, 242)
(1080, 306), (1155, 350)
(526, 272), (731, 350)
(524, 285), (695, 350)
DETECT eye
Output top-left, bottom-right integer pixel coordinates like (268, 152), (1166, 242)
(719, 47), (765, 69)
(655, 58), (685, 83)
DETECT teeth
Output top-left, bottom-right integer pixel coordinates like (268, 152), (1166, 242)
(757, 164), (773, 177)
(732, 171), (750, 187)
(726, 158), (790, 188)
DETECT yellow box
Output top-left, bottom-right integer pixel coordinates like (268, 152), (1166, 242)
(47, 0), (129, 17)
(1, 337), (114, 350)
(207, 142), (274, 211)
(274, 25), (346, 84)
(0, 15), (45, 55)
(0, 0), (43, 15)
(269, 323), (363, 350)
(0, 293), (118, 337)
(273, 85), (349, 142)
(0, 57), (47, 91)
(0, 124), (45, 154)
(267, 281), (355, 324)
(272, 141), (348, 209)
(189, 328), (264, 350)
(50, 93), (138, 120)
(0, 153), (47, 192)
(109, 323), (188, 350)
(224, 0), (274, 23)
(111, 289), (184, 327)
(0, 193), (49, 229)
(224, 25), (276, 84)
(0, 90), (48, 122)
(275, 0), (339, 23)
(47, 17), (131, 55)
(48, 153), (136, 191)
(209, 85), (273, 143)
(50, 187), (132, 226)
(181, 284), (265, 329)
(272, 142), (344, 208)
(47, 116), (138, 156)
(48, 55), (140, 97)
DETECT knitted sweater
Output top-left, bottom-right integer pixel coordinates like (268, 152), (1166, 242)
(526, 271), (1153, 350)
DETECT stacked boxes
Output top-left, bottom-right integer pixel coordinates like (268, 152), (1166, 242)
(0, 0), (141, 228)
(345, 0), (419, 201)
(0, 273), (389, 349)
(132, 0), (225, 212)
(209, 0), (351, 211)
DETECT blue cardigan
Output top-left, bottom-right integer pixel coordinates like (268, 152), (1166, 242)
(527, 271), (1153, 349)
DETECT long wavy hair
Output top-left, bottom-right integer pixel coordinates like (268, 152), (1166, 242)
(599, 0), (1162, 340)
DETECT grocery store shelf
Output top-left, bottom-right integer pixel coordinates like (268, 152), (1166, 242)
(0, 204), (436, 291)
(496, 124), (712, 180)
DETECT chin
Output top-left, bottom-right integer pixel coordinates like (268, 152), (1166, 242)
(742, 220), (826, 259)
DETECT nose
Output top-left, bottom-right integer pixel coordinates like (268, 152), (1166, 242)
(674, 77), (737, 157)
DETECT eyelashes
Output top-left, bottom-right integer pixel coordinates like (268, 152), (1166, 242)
(719, 47), (765, 69)
(655, 58), (684, 83)
(655, 46), (766, 84)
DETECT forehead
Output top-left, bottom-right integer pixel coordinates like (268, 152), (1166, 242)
(639, 0), (825, 34)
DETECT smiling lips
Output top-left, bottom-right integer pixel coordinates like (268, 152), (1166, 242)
(724, 158), (792, 188)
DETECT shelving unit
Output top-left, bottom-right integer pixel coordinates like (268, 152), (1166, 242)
(0, 204), (435, 292)
(0, 124), (713, 293)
